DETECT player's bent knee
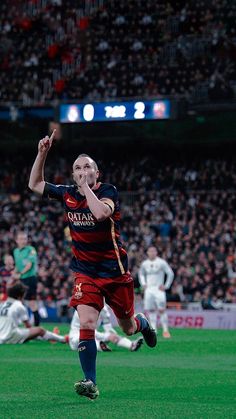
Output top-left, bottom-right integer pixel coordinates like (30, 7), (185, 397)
(38, 327), (45, 336)
(80, 319), (96, 330)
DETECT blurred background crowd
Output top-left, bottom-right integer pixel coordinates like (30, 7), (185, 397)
(0, 0), (235, 104)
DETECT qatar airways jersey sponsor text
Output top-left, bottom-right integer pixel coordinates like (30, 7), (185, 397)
(67, 211), (95, 226)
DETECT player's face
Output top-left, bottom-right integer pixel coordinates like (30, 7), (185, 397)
(147, 247), (157, 260)
(4, 255), (14, 268)
(72, 157), (99, 187)
(16, 233), (28, 248)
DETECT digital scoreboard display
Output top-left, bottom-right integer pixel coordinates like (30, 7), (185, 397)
(59, 99), (171, 123)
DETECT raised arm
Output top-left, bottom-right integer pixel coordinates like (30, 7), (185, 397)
(28, 130), (56, 195)
(82, 185), (113, 221)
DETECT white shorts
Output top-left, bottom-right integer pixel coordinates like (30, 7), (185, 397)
(144, 288), (166, 311)
(2, 328), (30, 344)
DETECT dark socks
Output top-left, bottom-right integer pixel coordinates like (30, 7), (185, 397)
(33, 310), (40, 326)
(78, 329), (97, 384)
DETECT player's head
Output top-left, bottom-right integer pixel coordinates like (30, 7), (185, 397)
(7, 282), (27, 300)
(147, 246), (157, 260)
(72, 154), (99, 188)
(16, 231), (28, 248)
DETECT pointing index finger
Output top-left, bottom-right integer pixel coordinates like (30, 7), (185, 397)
(49, 129), (56, 144)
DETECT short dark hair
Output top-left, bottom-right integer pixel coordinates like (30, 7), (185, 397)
(7, 282), (27, 299)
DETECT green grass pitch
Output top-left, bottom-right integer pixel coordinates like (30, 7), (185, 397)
(0, 327), (236, 419)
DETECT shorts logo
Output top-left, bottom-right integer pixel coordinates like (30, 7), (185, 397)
(125, 306), (132, 315)
(74, 283), (83, 299)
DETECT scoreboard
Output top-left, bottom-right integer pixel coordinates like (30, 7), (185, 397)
(59, 99), (171, 123)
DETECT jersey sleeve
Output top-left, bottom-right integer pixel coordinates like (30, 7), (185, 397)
(43, 182), (67, 202)
(98, 184), (118, 213)
(139, 262), (147, 287)
(162, 261), (174, 290)
(27, 247), (37, 263)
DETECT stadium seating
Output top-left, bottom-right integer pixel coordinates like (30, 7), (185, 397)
(0, 0), (235, 104)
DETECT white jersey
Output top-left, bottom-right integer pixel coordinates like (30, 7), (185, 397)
(139, 257), (174, 290)
(0, 298), (29, 344)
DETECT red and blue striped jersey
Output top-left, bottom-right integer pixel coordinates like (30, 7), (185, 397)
(43, 182), (128, 278)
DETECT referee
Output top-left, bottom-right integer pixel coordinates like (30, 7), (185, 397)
(13, 231), (40, 326)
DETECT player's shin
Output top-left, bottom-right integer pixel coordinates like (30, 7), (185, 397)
(160, 311), (169, 333)
(32, 310), (40, 326)
(42, 330), (66, 343)
(147, 311), (157, 331)
(78, 329), (97, 384)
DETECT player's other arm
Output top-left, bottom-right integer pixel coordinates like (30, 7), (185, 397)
(15, 262), (32, 279)
(163, 261), (174, 290)
(86, 189), (112, 221)
(28, 130), (56, 195)
(139, 264), (147, 289)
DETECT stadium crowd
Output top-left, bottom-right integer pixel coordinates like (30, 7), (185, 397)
(0, 0), (235, 104)
(0, 155), (236, 310)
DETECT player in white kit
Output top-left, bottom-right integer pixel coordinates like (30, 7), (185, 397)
(139, 246), (174, 338)
(0, 283), (68, 344)
(69, 304), (143, 352)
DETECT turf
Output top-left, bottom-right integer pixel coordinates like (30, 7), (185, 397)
(0, 327), (236, 419)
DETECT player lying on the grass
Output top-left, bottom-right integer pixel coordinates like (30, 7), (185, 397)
(0, 283), (68, 344)
(69, 304), (143, 352)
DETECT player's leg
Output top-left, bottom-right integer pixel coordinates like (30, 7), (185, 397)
(114, 333), (143, 351)
(100, 316), (143, 351)
(159, 309), (171, 338)
(68, 330), (79, 351)
(23, 277), (40, 326)
(94, 330), (112, 351)
(100, 316), (136, 350)
(70, 275), (104, 399)
(118, 315), (156, 347)
(144, 289), (157, 331)
(28, 299), (40, 326)
(74, 304), (100, 399)
(105, 275), (157, 348)
(156, 292), (171, 338)
(24, 327), (67, 343)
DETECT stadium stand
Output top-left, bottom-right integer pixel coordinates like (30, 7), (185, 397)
(0, 0), (235, 104)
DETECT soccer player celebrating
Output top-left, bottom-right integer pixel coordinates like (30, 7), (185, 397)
(28, 131), (157, 400)
(139, 246), (174, 338)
